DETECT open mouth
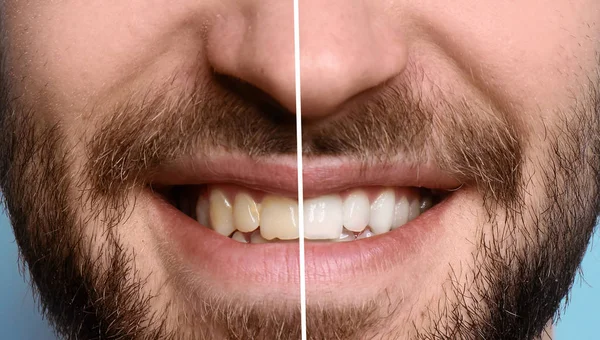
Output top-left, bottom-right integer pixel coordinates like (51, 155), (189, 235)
(145, 155), (462, 286)
(158, 184), (449, 244)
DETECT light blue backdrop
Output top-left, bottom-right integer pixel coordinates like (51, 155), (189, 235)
(0, 210), (598, 339)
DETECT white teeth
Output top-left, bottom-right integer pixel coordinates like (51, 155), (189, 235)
(231, 231), (248, 243)
(334, 228), (355, 242)
(357, 228), (375, 240)
(369, 189), (395, 235)
(391, 196), (410, 230)
(304, 195), (343, 240)
(233, 193), (260, 232)
(195, 196), (210, 227)
(259, 195), (299, 240)
(209, 189), (236, 237)
(408, 197), (421, 222)
(342, 190), (370, 232)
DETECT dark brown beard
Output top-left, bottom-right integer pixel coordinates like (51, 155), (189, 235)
(415, 87), (600, 339)
(85, 68), (523, 216)
(0, 52), (599, 340)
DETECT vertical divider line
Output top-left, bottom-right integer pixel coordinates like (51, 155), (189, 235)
(293, 0), (307, 339)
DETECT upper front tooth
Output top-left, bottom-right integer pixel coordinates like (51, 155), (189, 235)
(391, 196), (409, 230)
(369, 189), (395, 235)
(233, 193), (260, 232)
(209, 189), (236, 237)
(260, 195), (299, 240)
(342, 190), (370, 232)
(304, 194), (343, 240)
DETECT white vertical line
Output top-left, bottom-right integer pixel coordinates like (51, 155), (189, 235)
(293, 0), (307, 338)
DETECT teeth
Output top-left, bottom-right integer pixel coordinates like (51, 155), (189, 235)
(304, 195), (343, 240)
(233, 193), (260, 232)
(231, 231), (248, 243)
(334, 228), (355, 242)
(194, 186), (438, 242)
(357, 228), (375, 240)
(250, 230), (268, 244)
(342, 190), (370, 232)
(259, 195), (299, 240)
(391, 196), (409, 230)
(408, 197), (421, 222)
(369, 189), (395, 235)
(195, 196), (210, 227)
(209, 189), (236, 237)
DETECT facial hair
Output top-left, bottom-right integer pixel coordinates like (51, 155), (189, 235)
(1, 55), (599, 340)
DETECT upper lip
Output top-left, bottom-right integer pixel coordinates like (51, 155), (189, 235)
(150, 153), (462, 197)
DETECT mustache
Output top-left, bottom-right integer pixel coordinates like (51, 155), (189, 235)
(85, 68), (523, 209)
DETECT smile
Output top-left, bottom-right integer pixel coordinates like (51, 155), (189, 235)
(147, 154), (462, 285)
(167, 184), (445, 243)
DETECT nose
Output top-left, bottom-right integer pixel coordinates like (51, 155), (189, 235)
(205, 0), (407, 119)
(299, 0), (408, 118)
(205, 2), (296, 113)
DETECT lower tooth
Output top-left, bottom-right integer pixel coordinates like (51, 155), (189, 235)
(250, 230), (269, 244)
(357, 228), (375, 240)
(334, 228), (355, 242)
(231, 231), (248, 243)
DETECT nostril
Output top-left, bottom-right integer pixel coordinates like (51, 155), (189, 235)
(213, 73), (296, 125)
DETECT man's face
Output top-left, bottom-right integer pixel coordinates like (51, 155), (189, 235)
(1, 1), (599, 339)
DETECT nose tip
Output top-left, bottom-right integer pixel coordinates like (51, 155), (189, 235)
(299, 43), (407, 118)
(205, 6), (296, 113)
(205, 1), (407, 120)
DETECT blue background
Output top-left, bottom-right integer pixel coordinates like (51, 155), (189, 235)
(0, 210), (598, 339)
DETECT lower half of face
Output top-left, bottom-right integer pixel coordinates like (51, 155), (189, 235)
(3, 81), (599, 340)
(1, 1), (600, 339)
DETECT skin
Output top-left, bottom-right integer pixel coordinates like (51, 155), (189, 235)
(1, 1), (599, 339)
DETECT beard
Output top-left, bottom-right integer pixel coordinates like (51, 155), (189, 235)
(1, 59), (599, 340)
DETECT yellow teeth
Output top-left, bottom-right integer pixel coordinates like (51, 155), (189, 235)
(209, 189), (235, 237)
(233, 193), (260, 233)
(259, 196), (299, 240)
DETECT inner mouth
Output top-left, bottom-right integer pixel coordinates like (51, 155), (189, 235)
(158, 184), (449, 244)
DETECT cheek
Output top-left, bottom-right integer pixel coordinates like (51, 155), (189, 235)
(2, 1), (211, 119)
(414, 1), (599, 125)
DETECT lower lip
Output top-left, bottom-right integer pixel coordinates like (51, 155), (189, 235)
(147, 189), (455, 289)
